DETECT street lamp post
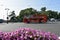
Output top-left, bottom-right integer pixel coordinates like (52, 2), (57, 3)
(5, 8), (9, 24)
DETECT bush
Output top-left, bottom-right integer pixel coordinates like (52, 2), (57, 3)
(0, 28), (59, 40)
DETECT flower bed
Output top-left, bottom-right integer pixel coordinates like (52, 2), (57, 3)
(0, 28), (59, 40)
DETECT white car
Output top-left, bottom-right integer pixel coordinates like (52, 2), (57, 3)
(50, 18), (56, 22)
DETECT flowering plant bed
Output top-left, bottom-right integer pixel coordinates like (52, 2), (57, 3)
(0, 28), (59, 40)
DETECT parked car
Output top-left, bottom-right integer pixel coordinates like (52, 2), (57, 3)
(57, 19), (60, 21)
(50, 18), (57, 22)
(0, 19), (4, 23)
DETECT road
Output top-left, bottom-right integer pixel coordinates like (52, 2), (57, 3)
(0, 22), (60, 36)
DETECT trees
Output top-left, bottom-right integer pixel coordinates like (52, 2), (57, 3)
(16, 7), (59, 22)
(40, 7), (48, 15)
(58, 13), (60, 19)
(41, 7), (46, 12)
(40, 7), (58, 19)
(18, 8), (37, 21)
(19, 8), (37, 16)
(46, 10), (58, 19)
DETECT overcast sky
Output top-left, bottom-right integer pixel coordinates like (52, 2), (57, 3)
(0, 0), (60, 20)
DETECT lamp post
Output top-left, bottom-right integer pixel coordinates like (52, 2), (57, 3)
(5, 8), (9, 24)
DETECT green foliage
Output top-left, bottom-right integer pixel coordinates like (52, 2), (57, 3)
(41, 7), (46, 11)
(40, 7), (48, 15)
(19, 8), (37, 16)
(18, 8), (37, 21)
(16, 7), (60, 22)
(58, 13), (60, 19)
(46, 10), (58, 19)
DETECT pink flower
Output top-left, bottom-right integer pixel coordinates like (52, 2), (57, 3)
(0, 28), (58, 40)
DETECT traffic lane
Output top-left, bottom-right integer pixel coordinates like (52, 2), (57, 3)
(0, 22), (60, 36)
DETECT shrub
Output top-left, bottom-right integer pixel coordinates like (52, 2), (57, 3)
(0, 28), (59, 40)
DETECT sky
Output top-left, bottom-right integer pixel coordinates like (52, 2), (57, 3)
(0, 0), (60, 20)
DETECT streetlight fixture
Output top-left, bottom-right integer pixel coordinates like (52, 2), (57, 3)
(5, 8), (10, 24)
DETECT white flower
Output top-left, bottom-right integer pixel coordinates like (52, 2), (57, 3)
(24, 36), (27, 39)
(26, 31), (28, 33)
(58, 37), (60, 39)
(29, 35), (33, 38)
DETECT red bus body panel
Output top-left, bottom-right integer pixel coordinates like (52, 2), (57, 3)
(23, 14), (47, 23)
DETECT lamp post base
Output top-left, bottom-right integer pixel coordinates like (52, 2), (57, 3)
(7, 17), (9, 24)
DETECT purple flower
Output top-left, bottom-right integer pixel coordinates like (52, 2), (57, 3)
(0, 28), (59, 40)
